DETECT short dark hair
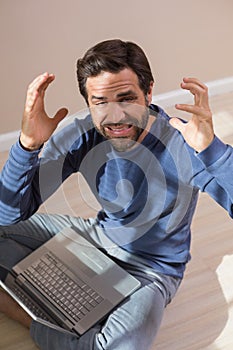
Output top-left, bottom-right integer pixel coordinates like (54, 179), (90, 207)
(76, 39), (154, 104)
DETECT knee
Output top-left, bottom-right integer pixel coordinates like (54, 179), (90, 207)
(95, 306), (162, 350)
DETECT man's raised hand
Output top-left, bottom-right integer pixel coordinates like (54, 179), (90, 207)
(20, 73), (68, 151)
(169, 77), (214, 153)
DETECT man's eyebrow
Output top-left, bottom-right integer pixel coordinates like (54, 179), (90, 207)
(116, 90), (137, 98)
(91, 95), (107, 101)
(91, 90), (137, 101)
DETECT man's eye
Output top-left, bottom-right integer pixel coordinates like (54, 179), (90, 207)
(120, 96), (137, 103)
(96, 102), (107, 106)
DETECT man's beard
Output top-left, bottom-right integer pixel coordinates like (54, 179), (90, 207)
(92, 106), (149, 152)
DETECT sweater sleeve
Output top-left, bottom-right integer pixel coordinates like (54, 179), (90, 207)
(192, 136), (233, 217)
(0, 117), (96, 226)
(0, 137), (77, 226)
(0, 140), (42, 225)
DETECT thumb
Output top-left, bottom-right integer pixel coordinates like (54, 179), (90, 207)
(53, 107), (69, 126)
(169, 117), (186, 133)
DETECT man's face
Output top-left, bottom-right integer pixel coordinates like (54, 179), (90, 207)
(86, 68), (153, 152)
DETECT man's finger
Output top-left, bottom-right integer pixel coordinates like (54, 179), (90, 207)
(53, 108), (69, 126)
(182, 77), (208, 90)
(169, 117), (186, 133)
(179, 78), (210, 109)
(175, 104), (211, 118)
(28, 73), (55, 94)
(38, 74), (55, 93)
(25, 73), (55, 114)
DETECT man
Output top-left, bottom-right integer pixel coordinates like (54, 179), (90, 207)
(0, 39), (232, 349)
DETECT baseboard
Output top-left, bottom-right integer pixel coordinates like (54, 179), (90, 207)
(1, 76), (233, 152)
(152, 76), (233, 107)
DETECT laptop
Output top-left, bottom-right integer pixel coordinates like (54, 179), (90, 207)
(0, 227), (141, 336)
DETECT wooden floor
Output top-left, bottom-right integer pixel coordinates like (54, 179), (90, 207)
(0, 91), (233, 349)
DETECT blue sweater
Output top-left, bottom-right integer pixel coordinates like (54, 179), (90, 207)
(0, 105), (233, 278)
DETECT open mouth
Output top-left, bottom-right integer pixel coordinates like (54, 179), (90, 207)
(104, 123), (134, 137)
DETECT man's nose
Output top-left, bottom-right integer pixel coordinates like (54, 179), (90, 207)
(104, 102), (126, 124)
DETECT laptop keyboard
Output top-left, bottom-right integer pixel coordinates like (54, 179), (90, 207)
(11, 284), (51, 320)
(23, 252), (104, 322)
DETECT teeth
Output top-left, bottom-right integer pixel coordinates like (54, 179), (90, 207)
(108, 124), (131, 130)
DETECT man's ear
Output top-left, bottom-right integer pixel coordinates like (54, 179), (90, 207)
(146, 81), (154, 105)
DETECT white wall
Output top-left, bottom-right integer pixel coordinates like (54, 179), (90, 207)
(1, 0), (233, 133)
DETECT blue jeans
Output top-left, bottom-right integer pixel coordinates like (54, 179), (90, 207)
(0, 213), (181, 350)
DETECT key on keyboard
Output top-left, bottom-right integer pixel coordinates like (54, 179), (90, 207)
(24, 252), (103, 322)
(11, 284), (51, 320)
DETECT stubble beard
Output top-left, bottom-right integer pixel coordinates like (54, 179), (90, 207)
(93, 108), (149, 152)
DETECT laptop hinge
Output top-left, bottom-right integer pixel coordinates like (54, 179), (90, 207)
(16, 274), (26, 286)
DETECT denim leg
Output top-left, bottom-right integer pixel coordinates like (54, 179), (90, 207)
(0, 213), (181, 349)
(0, 213), (85, 279)
(0, 213), (103, 280)
(31, 272), (180, 350)
(0, 238), (32, 280)
(95, 275), (167, 350)
(95, 271), (180, 350)
(0, 213), (80, 247)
